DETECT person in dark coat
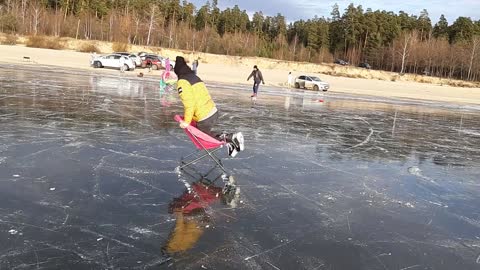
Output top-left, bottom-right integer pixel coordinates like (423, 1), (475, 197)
(247, 65), (265, 97)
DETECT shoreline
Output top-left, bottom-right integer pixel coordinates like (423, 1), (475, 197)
(1, 44), (480, 106)
(3, 63), (480, 114)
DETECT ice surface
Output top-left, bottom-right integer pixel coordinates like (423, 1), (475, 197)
(0, 64), (479, 269)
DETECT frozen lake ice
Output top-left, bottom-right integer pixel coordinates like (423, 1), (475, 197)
(0, 65), (479, 269)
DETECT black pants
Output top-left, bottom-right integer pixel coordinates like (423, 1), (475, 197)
(196, 112), (232, 142)
(253, 81), (260, 94)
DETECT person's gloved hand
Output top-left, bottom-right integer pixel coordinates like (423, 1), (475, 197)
(262, 81), (265, 85)
(179, 121), (189, 129)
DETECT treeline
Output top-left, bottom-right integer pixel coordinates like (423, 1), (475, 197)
(0, 0), (479, 81)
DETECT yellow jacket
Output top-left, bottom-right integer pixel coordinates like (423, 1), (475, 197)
(177, 78), (215, 125)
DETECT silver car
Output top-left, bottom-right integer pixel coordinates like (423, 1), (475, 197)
(91, 54), (136, 71)
(115, 52), (142, 67)
(113, 52), (142, 67)
(294, 75), (329, 91)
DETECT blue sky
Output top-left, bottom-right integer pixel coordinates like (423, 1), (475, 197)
(188, 0), (479, 24)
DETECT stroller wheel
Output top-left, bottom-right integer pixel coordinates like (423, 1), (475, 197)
(222, 183), (236, 195)
(223, 186), (240, 208)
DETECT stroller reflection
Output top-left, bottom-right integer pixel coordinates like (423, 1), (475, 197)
(158, 166), (240, 265)
(170, 167), (240, 215)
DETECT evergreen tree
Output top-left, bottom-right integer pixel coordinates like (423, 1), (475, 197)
(433, 15), (449, 39)
(417, 9), (432, 40)
(449, 17), (475, 43)
(329, 3), (344, 53)
(251, 11), (264, 35)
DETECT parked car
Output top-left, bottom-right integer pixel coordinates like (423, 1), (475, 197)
(334, 59), (349, 66)
(91, 54), (135, 71)
(294, 75), (330, 91)
(140, 54), (163, 70)
(115, 52), (142, 67)
(358, 62), (371, 69)
(158, 56), (175, 69)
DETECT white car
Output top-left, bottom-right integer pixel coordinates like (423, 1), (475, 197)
(294, 75), (329, 91)
(159, 56), (175, 69)
(91, 54), (136, 71)
(115, 52), (142, 67)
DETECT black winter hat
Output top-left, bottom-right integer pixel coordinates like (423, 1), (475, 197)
(174, 56), (193, 76)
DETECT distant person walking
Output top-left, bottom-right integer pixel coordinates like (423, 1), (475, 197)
(287, 72), (294, 88)
(192, 58), (199, 75)
(247, 65), (264, 97)
(90, 52), (97, 66)
(119, 56), (126, 73)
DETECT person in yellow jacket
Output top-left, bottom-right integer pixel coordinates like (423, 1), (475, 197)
(174, 56), (244, 157)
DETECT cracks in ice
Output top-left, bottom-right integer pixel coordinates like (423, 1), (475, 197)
(93, 155), (107, 199)
(0, 218), (59, 233)
(348, 118), (375, 149)
(98, 147), (161, 161)
(2, 66), (480, 269)
(80, 228), (135, 248)
(244, 239), (295, 261)
(399, 265), (421, 270)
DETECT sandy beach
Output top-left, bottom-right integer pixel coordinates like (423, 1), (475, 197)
(1, 44), (480, 105)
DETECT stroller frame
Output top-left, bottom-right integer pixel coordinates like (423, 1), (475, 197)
(175, 115), (229, 176)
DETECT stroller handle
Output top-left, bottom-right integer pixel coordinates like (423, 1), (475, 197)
(174, 115), (183, 122)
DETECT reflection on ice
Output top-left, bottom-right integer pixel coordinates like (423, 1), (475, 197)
(284, 95), (326, 110)
(162, 166), (240, 266)
(89, 76), (147, 98)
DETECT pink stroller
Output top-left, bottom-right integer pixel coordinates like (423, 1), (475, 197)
(174, 115), (228, 175)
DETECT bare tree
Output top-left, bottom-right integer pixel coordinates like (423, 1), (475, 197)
(467, 36), (479, 81)
(31, 1), (42, 35)
(292, 33), (298, 61)
(397, 31), (417, 74)
(21, 0), (27, 26)
(132, 10), (141, 44)
(146, 4), (156, 46)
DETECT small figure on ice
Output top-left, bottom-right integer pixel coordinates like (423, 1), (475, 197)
(247, 65), (265, 98)
(119, 56), (127, 73)
(288, 72), (294, 88)
(192, 57), (199, 75)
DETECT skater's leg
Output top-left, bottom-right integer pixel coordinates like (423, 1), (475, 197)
(254, 82), (260, 96)
(196, 111), (219, 138)
(232, 132), (244, 151)
(252, 82), (259, 97)
(219, 132), (244, 152)
(196, 112), (244, 157)
(196, 111), (232, 142)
